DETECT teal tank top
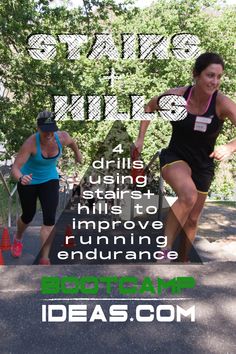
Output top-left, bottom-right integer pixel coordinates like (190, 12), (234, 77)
(21, 132), (62, 185)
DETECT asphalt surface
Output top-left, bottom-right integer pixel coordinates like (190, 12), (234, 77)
(0, 263), (236, 354)
(1, 203), (236, 353)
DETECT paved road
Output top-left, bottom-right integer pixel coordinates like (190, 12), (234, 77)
(0, 263), (235, 354)
(1, 201), (235, 353)
(198, 202), (236, 241)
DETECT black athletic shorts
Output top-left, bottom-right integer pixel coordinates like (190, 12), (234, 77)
(159, 148), (214, 194)
(17, 179), (59, 226)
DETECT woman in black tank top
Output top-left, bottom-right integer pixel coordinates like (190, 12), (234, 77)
(135, 52), (236, 262)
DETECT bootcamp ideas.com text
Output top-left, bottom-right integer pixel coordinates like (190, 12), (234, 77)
(41, 275), (196, 323)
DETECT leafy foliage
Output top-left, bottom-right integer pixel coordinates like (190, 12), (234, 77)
(0, 0), (235, 197)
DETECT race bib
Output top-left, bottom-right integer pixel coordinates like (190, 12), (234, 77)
(194, 116), (212, 132)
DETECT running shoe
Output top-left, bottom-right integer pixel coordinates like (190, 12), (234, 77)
(39, 258), (51, 265)
(11, 238), (23, 258)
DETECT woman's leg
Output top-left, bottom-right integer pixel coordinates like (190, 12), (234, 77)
(161, 161), (198, 250)
(11, 184), (38, 258)
(38, 180), (59, 260)
(179, 192), (207, 261)
(16, 184), (38, 240)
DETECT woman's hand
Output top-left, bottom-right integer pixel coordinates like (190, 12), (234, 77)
(209, 144), (234, 161)
(134, 137), (144, 154)
(20, 174), (32, 185)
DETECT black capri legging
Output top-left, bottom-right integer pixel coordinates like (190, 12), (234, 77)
(17, 179), (59, 226)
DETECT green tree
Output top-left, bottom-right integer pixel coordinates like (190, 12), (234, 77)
(0, 0), (235, 197)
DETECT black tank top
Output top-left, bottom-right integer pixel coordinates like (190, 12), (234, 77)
(168, 86), (224, 169)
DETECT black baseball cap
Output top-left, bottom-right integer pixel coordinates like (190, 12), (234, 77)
(37, 111), (58, 132)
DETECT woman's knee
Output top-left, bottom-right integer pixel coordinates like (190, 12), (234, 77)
(178, 189), (198, 209)
(43, 215), (56, 226)
(21, 212), (36, 224)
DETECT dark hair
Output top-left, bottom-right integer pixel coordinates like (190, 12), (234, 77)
(193, 52), (224, 76)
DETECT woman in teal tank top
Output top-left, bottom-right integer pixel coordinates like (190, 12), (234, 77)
(11, 111), (82, 265)
(20, 130), (63, 185)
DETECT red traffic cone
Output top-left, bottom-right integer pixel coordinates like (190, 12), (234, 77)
(63, 224), (76, 248)
(0, 249), (5, 265)
(0, 227), (11, 251)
